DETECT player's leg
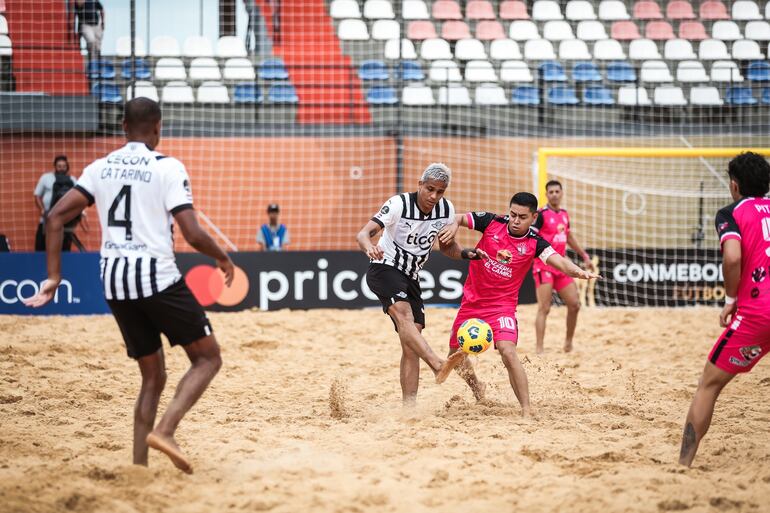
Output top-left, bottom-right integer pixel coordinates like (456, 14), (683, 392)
(400, 324), (421, 404)
(34, 223), (46, 251)
(497, 340), (531, 416)
(556, 281), (580, 352)
(534, 278), (554, 354)
(449, 347), (485, 401)
(133, 348), (167, 466)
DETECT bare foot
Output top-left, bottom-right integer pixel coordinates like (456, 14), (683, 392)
(146, 432), (193, 474)
(435, 351), (466, 384)
(521, 406), (532, 418)
(536, 345), (544, 355)
(563, 341), (573, 353)
(474, 381), (487, 402)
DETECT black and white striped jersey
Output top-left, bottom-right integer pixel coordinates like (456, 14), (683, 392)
(75, 142), (194, 300)
(370, 192), (455, 281)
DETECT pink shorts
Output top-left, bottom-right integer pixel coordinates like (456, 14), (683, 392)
(533, 265), (574, 292)
(708, 309), (770, 374)
(449, 308), (518, 349)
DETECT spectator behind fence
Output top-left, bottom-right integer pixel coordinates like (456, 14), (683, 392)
(256, 204), (289, 251)
(74, 0), (105, 59)
(34, 155), (87, 252)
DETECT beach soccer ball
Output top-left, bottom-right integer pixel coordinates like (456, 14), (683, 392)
(457, 318), (493, 354)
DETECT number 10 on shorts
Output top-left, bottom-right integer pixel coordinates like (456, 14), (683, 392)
(498, 316), (516, 331)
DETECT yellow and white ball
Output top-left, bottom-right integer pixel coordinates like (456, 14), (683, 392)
(457, 318), (493, 354)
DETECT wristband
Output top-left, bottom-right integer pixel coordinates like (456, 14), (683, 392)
(461, 248), (479, 260)
(724, 295), (736, 305)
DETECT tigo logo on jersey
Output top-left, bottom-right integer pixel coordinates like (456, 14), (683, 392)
(185, 265), (249, 307)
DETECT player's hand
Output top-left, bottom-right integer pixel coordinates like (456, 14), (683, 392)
(22, 278), (61, 308)
(438, 222), (460, 245)
(366, 245), (384, 260)
(719, 302), (737, 328)
(575, 268), (601, 280)
(582, 255), (595, 272)
(471, 248), (489, 260)
(217, 257), (234, 287)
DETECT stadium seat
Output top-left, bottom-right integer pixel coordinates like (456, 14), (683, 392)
(747, 60), (770, 81)
(509, 21), (540, 40)
(583, 85), (615, 104)
(372, 20), (401, 40)
(572, 61), (602, 80)
(766, 2), (770, 19)
(465, 60), (497, 81)
(92, 83), (122, 104)
(732, 39), (765, 59)
(699, 0), (729, 20)
(653, 86), (687, 105)
(223, 58), (256, 81)
(532, 1), (564, 20)
(183, 36), (214, 57)
(490, 39), (522, 60)
(217, 36), (248, 57)
(676, 60), (709, 81)
(745, 21), (770, 41)
(0, 34), (12, 56)
(364, 0), (395, 19)
(338, 19), (369, 40)
(762, 88), (770, 104)
(438, 85), (472, 105)
(475, 84), (508, 105)
(121, 58), (152, 80)
(678, 21), (708, 41)
(633, 1), (663, 19)
(408, 21), (437, 40)
(87, 59), (115, 80)
(0, 15), (8, 35)
(699, 39), (731, 60)
(402, 84), (435, 104)
(233, 82), (263, 103)
(420, 38), (452, 59)
(433, 0), (463, 20)
(367, 85), (398, 104)
(441, 21), (472, 41)
(330, 0), (361, 18)
(593, 39), (626, 59)
(116, 36), (147, 57)
(127, 81), (159, 101)
(617, 86), (652, 105)
(548, 86), (579, 104)
(664, 39), (696, 60)
(267, 83), (299, 103)
(189, 57), (222, 81)
(476, 21), (506, 40)
(403, 0), (430, 19)
(645, 21), (675, 40)
(598, 0), (630, 20)
(566, 1), (597, 20)
(640, 60), (674, 82)
(725, 86), (758, 104)
(690, 86), (723, 105)
(666, 1), (695, 19)
(629, 39), (662, 59)
(500, 0), (530, 19)
(710, 60), (744, 81)
(455, 38), (487, 59)
(429, 59), (463, 81)
(359, 60), (389, 80)
(501, 60), (534, 81)
(712, 21), (742, 41)
(154, 58), (186, 81)
(539, 60), (567, 80)
(161, 81), (195, 103)
(611, 21), (641, 41)
(732, 1), (763, 20)
(543, 20), (574, 40)
(466, 0), (496, 19)
(197, 82), (230, 103)
(559, 40), (592, 59)
(606, 60), (637, 81)
(259, 58), (289, 80)
(150, 36), (181, 57)
(577, 21), (608, 41)
(384, 39), (417, 59)
(397, 61), (425, 80)
(525, 39), (556, 60)
(511, 85), (540, 104)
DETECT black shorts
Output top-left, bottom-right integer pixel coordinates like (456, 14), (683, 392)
(366, 263), (425, 329)
(106, 279), (213, 359)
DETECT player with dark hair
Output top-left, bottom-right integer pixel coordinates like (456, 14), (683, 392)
(440, 192), (600, 415)
(25, 97), (234, 475)
(679, 152), (770, 466)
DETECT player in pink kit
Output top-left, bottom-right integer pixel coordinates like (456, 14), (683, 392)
(679, 152), (770, 466)
(441, 193), (600, 416)
(531, 180), (594, 354)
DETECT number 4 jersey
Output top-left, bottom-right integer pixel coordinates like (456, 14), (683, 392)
(75, 142), (194, 300)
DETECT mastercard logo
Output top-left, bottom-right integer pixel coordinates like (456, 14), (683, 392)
(185, 265), (249, 307)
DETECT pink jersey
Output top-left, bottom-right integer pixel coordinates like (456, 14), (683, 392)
(531, 206), (570, 256)
(715, 197), (770, 314)
(461, 212), (555, 310)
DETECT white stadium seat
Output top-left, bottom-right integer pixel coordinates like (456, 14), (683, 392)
(475, 84), (508, 105)
(543, 20), (574, 40)
(593, 38), (626, 59)
(223, 58), (256, 80)
(654, 86), (687, 105)
(565, 1), (597, 20)
(676, 60), (709, 82)
(524, 39), (556, 59)
(490, 39), (522, 60)
(454, 38), (487, 60)
(420, 38), (453, 59)
(698, 39), (731, 60)
(532, 0), (564, 20)
(384, 38), (417, 59)
(438, 85), (472, 105)
(732, 0), (763, 20)
(188, 57), (222, 81)
(465, 60), (497, 81)
(664, 39), (696, 60)
(598, 0), (630, 20)
(330, 0), (361, 18)
(509, 20), (540, 40)
(371, 19), (400, 40)
(161, 81), (195, 103)
(154, 57), (186, 81)
(197, 81), (230, 103)
(744, 21), (770, 41)
(629, 39), (661, 59)
(732, 39), (765, 59)
(501, 60), (534, 82)
(618, 86), (651, 105)
(127, 81), (159, 101)
(364, 0), (395, 19)
(403, 0), (430, 19)
(559, 39), (591, 59)
(711, 21), (742, 41)
(116, 36), (146, 57)
(640, 60), (674, 82)
(576, 21), (608, 40)
(690, 86), (723, 105)
(710, 60), (744, 82)
(429, 59), (462, 81)
(150, 35), (180, 57)
(402, 84), (435, 104)
(337, 19), (369, 40)
(183, 36), (214, 57)
(217, 36), (248, 57)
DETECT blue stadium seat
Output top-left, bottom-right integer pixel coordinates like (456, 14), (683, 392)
(763, 88), (770, 104)
(267, 83), (299, 103)
(92, 82), (123, 103)
(511, 86), (540, 105)
(397, 61), (425, 81)
(233, 82), (263, 103)
(539, 61), (567, 82)
(583, 85), (615, 105)
(87, 59), (116, 80)
(548, 86), (579, 105)
(572, 62), (602, 82)
(725, 86), (758, 105)
(121, 58), (152, 80)
(606, 61), (636, 82)
(259, 58), (290, 80)
(359, 60), (389, 80)
(747, 61), (770, 82)
(367, 85), (398, 104)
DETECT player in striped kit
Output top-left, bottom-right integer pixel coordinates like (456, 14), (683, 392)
(25, 98), (234, 474)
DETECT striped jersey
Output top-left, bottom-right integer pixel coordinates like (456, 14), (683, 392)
(370, 192), (455, 280)
(75, 142), (194, 300)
